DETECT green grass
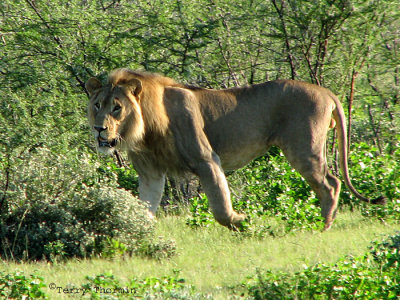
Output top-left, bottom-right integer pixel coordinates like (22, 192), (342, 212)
(1, 211), (398, 299)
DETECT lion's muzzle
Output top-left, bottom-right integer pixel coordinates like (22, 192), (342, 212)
(98, 137), (117, 148)
(94, 126), (117, 150)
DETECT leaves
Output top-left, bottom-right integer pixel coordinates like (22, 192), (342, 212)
(0, 271), (47, 299)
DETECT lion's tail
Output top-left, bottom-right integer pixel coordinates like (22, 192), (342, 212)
(331, 95), (386, 205)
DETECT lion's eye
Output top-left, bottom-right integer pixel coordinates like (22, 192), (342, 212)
(113, 104), (122, 112)
(94, 102), (100, 110)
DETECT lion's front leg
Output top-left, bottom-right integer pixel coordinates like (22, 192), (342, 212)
(130, 153), (166, 218)
(138, 172), (166, 218)
(196, 153), (246, 230)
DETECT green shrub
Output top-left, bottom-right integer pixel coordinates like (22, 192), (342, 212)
(369, 231), (400, 270)
(343, 143), (400, 220)
(79, 271), (208, 299)
(0, 271), (47, 299)
(136, 237), (177, 260)
(0, 148), (175, 261)
(186, 194), (215, 228)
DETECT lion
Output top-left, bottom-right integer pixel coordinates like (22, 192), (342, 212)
(85, 68), (385, 231)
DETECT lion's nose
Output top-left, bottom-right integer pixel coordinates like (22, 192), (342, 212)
(94, 126), (107, 133)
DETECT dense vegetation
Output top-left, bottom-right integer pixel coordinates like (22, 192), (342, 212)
(0, 0), (399, 298)
(245, 232), (400, 299)
(1, 231), (399, 299)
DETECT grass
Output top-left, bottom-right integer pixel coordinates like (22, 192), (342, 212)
(1, 210), (398, 299)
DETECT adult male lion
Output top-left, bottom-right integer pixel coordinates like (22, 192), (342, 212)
(86, 68), (385, 230)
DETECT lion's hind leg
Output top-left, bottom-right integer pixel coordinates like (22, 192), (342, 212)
(313, 171), (341, 230)
(281, 148), (341, 230)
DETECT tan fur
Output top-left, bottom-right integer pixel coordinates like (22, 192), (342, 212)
(86, 68), (385, 231)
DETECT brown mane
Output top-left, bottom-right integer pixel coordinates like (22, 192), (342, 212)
(106, 69), (186, 172)
(110, 69), (177, 134)
(108, 68), (183, 89)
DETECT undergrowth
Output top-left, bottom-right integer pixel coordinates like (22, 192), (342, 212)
(2, 231), (399, 299)
(0, 148), (175, 261)
(245, 231), (400, 299)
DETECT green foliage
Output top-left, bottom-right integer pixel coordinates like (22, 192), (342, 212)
(186, 194), (215, 228)
(44, 240), (67, 263)
(0, 271), (47, 299)
(369, 232), (400, 270)
(232, 153), (325, 233)
(0, 148), (175, 261)
(100, 162), (139, 193)
(101, 238), (129, 259)
(80, 271), (204, 299)
(136, 237), (177, 261)
(341, 143), (400, 219)
(245, 232), (400, 299)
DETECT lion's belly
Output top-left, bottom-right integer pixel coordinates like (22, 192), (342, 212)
(217, 141), (269, 171)
(204, 119), (273, 171)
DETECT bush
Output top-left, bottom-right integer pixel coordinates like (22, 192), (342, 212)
(369, 231), (400, 270)
(343, 143), (400, 220)
(0, 271), (47, 299)
(0, 270), (209, 300)
(0, 148), (175, 261)
(79, 271), (209, 299)
(186, 194), (215, 228)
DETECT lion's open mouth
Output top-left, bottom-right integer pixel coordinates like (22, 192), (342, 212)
(98, 137), (117, 148)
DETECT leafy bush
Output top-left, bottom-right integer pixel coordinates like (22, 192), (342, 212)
(136, 237), (177, 261)
(0, 271), (47, 299)
(369, 231), (400, 270)
(245, 232), (400, 299)
(342, 143), (400, 220)
(80, 271), (208, 299)
(186, 194), (215, 228)
(0, 148), (175, 261)
(98, 162), (140, 194)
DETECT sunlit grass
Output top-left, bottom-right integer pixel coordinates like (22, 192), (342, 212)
(1, 211), (397, 299)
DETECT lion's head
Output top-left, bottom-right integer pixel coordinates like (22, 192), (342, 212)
(85, 69), (146, 155)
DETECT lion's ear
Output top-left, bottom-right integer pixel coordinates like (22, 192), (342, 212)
(85, 78), (102, 96)
(127, 78), (143, 99)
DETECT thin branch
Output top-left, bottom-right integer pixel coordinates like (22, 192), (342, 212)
(367, 104), (383, 154)
(25, 0), (63, 49)
(271, 0), (297, 80)
(25, 0), (88, 94)
(347, 58), (365, 152)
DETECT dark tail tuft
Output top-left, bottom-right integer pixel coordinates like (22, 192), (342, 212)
(371, 196), (386, 205)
